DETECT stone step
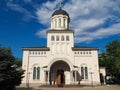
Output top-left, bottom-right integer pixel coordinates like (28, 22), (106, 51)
(39, 84), (86, 88)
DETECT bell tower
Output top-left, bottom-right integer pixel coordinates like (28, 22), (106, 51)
(47, 7), (74, 55)
(50, 7), (70, 30)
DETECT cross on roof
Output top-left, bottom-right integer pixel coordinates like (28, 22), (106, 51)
(57, 0), (63, 9)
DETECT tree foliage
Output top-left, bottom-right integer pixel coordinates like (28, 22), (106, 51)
(99, 39), (120, 83)
(14, 58), (22, 67)
(0, 46), (24, 90)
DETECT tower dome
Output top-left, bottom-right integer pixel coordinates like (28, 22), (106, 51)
(52, 8), (69, 16)
(52, 8), (70, 22)
(51, 8), (70, 30)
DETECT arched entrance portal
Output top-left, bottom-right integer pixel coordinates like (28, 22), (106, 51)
(50, 60), (70, 85)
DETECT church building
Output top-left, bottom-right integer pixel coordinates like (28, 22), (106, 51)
(22, 7), (101, 86)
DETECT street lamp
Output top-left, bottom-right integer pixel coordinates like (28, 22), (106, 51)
(89, 72), (94, 87)
(27, 72), (31, 88)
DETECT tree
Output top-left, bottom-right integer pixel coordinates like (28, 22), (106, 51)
(99, 39), (120, 83)
(14, 58), (22, 67)
(0, 46), (24, 90)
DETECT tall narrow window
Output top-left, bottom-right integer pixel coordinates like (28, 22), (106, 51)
(81, 66), (88, 80)
(85, 67), (88, 79)
(33, 66), (40, 80)
(66, 35), (69, 41)
(61, 35), (64, 41)
(51, 36), (54, 41)
(55, 19), (57, 28)
(59, 18), (61, 27)
(81, 67), (84, 79)
(56, 36), (59, 41)
(37, 67), (40, 79)
(33, 67), (36, 79)
(63, 19), (65, 27)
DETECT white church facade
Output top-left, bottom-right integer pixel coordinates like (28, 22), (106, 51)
(22, 7), (101, 86)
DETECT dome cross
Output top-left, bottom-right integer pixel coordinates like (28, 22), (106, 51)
(57, 0), (63, 9)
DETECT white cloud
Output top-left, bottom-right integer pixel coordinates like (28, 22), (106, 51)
(6, 2), (35, 20)
(35, 0), (120, 43)
(36, 28), (48, 38)
(75, 23), (120, 43)
(36, 0), (58, 24)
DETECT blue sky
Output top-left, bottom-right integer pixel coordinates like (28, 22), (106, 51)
(0, 0), (120, 58)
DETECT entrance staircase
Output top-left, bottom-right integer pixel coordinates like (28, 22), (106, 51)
(39, 84), (86, 88)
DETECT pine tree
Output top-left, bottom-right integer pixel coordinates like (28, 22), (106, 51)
(0, 47), (24, 90)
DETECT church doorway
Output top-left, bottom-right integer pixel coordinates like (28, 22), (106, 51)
(50, 60), (70, 85)
(56, 69), (65, 85)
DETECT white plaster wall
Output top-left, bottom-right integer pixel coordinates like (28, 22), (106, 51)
(74, 50), (100, 85)
(74, 50), (100, 84)
(47, 32), (74, 64)
(100, 67), (106, 76)
(28, 56), (48, 83)
(22, 49), (100, 85)
(22, 50), (29, 83)
(22, 51), (51, 84)
(47, 33), (74, 47)
(64, 71), (70, 84)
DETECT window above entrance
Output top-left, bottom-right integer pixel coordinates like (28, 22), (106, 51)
(51, 35), (70, 41)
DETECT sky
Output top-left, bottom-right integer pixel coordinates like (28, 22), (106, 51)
(0, 0), (120, 58)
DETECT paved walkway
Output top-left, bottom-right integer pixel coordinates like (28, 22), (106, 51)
(16, 85), (120, 90)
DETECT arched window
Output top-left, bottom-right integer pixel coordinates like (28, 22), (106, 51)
(51, 36), (54, 41)
(61, 35), (64, 41)
(81, 67), (84, 79)
(55, 19), (57, 28)
(66, 35), (69, 41)
(56, 35), (59, 41)
(59, 18), (61, 27)
(37, 67), (40, 79)
(81, 66), (88, 80)
(85, 67), (88, 79)
(33, 67), (36, 80)
(33, 66), (40, 80)
(63, 19), (65, 27)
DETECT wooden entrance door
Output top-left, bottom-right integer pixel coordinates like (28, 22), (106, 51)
(56, 74), (61, 85)
(56, 69), (64, 85)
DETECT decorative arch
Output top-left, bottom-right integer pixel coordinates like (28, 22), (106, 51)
(47, 58), (73, 71)
(80, 63), (88, 67)
(32, 63), (39, 68)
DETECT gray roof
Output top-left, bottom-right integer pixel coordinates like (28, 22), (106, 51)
(46, 29), (74, 34)
(22, 46), (50, 51)
(22, 46), (98, 51)
(52, 8), (70, 22)
(72, 46), (98, 51)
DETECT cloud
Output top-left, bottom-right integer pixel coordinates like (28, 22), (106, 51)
(74, 23), (120, 43)
(6, 2), (35, 20)
(36, 0), (58, 25)
(24, 0), (120, 43)
(36, 28), (48, 38)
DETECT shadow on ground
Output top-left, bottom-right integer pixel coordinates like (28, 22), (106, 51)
(16, 87), (32, 90)
(16, 87), (43, 90)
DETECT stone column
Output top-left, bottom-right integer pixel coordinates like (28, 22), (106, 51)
(47, 71), (50, 84)
(44, 71), (47, 84)
(70, 71), (73, 84)
(75, 71), (77, 84)
(103, 76), (106, 84)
